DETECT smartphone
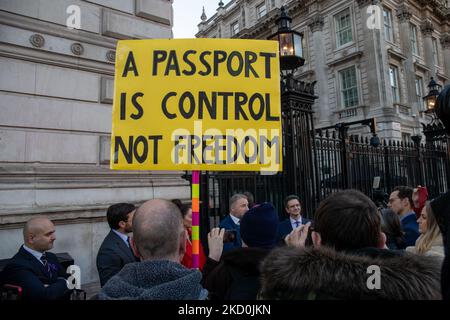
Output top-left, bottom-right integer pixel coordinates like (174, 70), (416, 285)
(223, 230), (237, 243)
(305, 225), (314, 247)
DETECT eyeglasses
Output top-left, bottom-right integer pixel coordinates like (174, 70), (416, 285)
(388, 197), (400, 204)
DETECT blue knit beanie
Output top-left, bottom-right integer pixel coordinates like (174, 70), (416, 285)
(240, 202), (279, 249)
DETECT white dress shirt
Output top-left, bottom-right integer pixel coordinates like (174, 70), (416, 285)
(23, 244), (44, 265)
(112, 229), (130, 248)
(290, 217), (302, 229)
(230, 214), (240, 226)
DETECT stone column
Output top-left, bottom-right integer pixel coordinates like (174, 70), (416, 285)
(357, 0), (390, 111)
(396, 4), (417, 108)
(308, 14), (329, 127)
(442, 33), (450, 79)
(420, 19), (435, 78)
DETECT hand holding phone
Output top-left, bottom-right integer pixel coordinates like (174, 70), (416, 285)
(223, 230), (237, 243)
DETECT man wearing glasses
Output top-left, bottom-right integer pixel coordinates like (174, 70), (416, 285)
(388, 186), (419, 249)
(277, 195), (311, 244)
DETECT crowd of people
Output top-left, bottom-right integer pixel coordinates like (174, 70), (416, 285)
(0, 184), (449, 300)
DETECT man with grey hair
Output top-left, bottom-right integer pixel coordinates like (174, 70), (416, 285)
(99, 199), (208, 300)
(0, 216), (71, 300)
(219, 193), (249, 252)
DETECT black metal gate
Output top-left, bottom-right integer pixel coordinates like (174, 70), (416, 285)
(184, 77), (450, 244)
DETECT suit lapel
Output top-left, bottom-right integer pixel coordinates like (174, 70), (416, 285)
(111, 232), (135, 263)
(19, 246), (53, 281)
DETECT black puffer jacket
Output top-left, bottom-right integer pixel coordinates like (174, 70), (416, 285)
(259, 246), (442, 300)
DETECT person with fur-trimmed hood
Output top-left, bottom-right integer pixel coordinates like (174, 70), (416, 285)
(259, 245), (441, 300)
(202, 202), (279, 300)
(259, 190), (442, 300)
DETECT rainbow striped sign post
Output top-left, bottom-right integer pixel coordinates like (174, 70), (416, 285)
(191, 170), (200, 269)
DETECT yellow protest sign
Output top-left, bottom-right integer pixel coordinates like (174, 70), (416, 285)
(110, 39), (282, 172)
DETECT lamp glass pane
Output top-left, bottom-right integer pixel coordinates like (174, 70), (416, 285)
(294, 33), (303, 57)
(279, 33), (293, 56)
(427, 96), (436, 110)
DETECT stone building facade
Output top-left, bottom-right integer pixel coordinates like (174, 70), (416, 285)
(0, 0), (189, 285)
(197, 0), (450, 140)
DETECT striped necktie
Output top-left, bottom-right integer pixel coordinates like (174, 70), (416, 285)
(40, 252), (52, 276)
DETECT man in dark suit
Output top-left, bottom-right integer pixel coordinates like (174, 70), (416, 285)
(277, 195), (311, 244)
(219, 194), (249, 252)
(0, 216), (71, 300)
(96, 203), (138, 287)
(388, 186), (420, 249)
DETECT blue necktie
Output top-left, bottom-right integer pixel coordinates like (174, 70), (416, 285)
(294, 221), (300, 228)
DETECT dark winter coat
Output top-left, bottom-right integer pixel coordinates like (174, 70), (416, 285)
(202, 247), (270, 300)
(259, 246), (442, 300)
(0, 246), (70, 300)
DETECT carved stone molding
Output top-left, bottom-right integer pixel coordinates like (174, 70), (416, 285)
(308, 14), (324, 33)
(356, 0), (382, 7)
(441, 33), (450, 49)
(420, 20), (434, 37)
(70, 42), (84, 56)
(106, 50), (116, 62)
(29, 34), (45, 48)
(396, 4), (412, 23)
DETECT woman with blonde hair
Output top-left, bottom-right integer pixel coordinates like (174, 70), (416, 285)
(406, 201), (444, 259)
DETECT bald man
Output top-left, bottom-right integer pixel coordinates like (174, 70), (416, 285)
(99, 199), (208, 300)
(0, 216), (70, 300)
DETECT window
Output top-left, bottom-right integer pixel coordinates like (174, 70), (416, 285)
(402, 133), (411, 143)
(231, 21), (239, 36)
(257, 3), (267, 19)
(335, 9), (353, 47)
(415, 76), (424, 106)
(271, 0), (276, 8)
(339, 66), (359, 108)
(389, 65), (400, 103)
(383, 8), (394, 42)
(410, 24), (419, 55)
(432, 37), (440, 66)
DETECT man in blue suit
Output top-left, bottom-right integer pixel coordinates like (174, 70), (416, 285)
(219, 194), (249, 252)
(0, 216), (71, 300)
(97, 203), (138, 287)
(277, 195), (311, 244)
(388, 186), (420, 249)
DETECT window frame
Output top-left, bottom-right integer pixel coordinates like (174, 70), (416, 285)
(389, 65), (400, 103)
(339, 66), (359, 108)
(383, 7), (394, 42)
(410, 23), (419, 56)
(257, 2), (267, 19)
(415, 76), (425, 110)
(334, 8), (354, 48)
(231, 21), (239, 36)
(432, 37), (440, 66)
